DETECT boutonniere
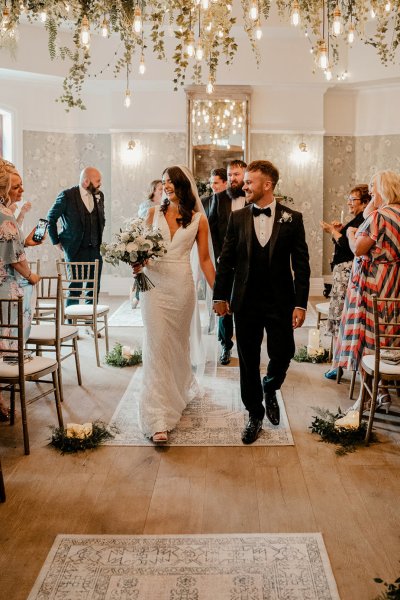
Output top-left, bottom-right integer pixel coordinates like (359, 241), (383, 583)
(94, 193), (101, 202)
(278, 211), (292, 223)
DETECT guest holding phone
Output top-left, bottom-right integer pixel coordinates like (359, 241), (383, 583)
(0, 158), (43, 421)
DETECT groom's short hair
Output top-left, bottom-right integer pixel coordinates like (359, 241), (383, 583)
(247, 160), (279, 190)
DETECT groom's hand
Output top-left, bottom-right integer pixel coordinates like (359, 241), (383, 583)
(213, 300), (229, 316)
(292, 307), (306, 329)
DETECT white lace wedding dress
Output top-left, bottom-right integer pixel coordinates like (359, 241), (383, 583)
(138, 208), (203, 438)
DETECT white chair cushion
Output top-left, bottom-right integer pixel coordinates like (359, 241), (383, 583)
(38, 301), (56, 308)
(0, 355), (57, 378)
(28, 324), (79, 342)
(316, 302), (330, 315)
(64, 304), (109, 317)
(361, 353), (400, 376)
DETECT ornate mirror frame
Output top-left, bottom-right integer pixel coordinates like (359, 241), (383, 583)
(185, 85), (252, 181)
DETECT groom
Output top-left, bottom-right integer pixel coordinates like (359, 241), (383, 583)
(213, 160), (310, 444)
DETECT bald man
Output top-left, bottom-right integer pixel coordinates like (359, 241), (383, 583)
(47, 167), (106, 307)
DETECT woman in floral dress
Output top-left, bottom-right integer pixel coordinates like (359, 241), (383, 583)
(333, 170), (400, 418)
(0, 159), (41, 420)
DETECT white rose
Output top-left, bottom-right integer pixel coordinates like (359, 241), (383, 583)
(120, 232), (131, 242)
(126, 241), (139, 252)
(116, 243), (126, 253)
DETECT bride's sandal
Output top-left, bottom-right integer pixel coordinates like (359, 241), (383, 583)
(152, 431), (168, 443)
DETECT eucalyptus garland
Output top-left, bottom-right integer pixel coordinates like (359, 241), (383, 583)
(373, 574), (400, 600)
(105, 342), (142, 367)
(293, 346), (330, 363)
(50, 420), (118, 453)
(310, 406), (377, 455)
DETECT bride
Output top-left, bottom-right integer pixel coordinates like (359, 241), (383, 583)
(136, 165), (215, 443)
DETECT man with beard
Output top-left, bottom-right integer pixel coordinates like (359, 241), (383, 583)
(213, 160), (310, 444)
(47, 167), (106, 308)
(208, 159), (247, 365)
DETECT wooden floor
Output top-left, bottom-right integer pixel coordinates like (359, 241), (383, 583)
(0, 296), (399, 600)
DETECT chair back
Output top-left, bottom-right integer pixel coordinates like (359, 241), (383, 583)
(0, 297), (26, 380)
(28, 259), (40, 276)
(33, 275), (62, 341)
(56, 259), (99, 322)
(372, 295), (400, 374)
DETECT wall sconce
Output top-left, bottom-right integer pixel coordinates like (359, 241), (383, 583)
(122, 139), (143, 165)
(127, 139), (136, 150)
(291, 136), (310, 165)
(299, 141), (308, 152)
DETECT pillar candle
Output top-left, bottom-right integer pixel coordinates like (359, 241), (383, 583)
(307, 328), (320, 351)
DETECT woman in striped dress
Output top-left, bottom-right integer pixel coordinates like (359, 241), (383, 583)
(333, 170), (400, 418)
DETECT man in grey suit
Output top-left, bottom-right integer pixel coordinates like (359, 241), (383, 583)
(47, 167), (106, 307)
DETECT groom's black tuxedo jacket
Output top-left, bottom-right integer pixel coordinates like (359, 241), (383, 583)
(47, 185), (106, 259)
(213, 202), (310, 314)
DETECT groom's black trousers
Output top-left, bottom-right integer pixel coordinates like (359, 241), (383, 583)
(234, 305), (295, 420)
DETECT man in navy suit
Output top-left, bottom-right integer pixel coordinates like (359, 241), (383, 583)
(213, 160), (310, 444)
(47, 167), (106, 307)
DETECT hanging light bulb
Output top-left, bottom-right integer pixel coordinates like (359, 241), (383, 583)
(332, 6), (343, 36)
(206, 78), (214, 94)
(384, 0), (391, 11)
(255, 20), (262, 39)
(347, 23), (355, 44)
(101, 17), (109, 37)
(201, 0), (209, 8)
(324, 66), (333, 81)
(64, 3), (70, 12)
(195, 40), (204, 61)
(186, 31), (195, 57)
(124, 90), (131, 108)
(317, 39), (329, 70)
(80, 15), (90, 48)
(40, 10), (47, 22)
(370, 5), (376, 18)
(1, 6), (10, 31)
(290, 0), (300, 26)
(139, 54), (146, 74)
(227, 3), (232, 10)
(133, 6), (142, 34)
(217, 28), (224, 38)
(249, 1), (258, 20)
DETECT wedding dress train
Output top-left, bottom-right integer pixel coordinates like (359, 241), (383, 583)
(138, 209), (203, 438)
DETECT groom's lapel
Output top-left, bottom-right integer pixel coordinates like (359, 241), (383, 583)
(269, 202), (282, 263)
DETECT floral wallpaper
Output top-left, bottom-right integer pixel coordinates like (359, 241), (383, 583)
(323, 134), (400, 274)
(21, 130), (400, 282)
(251, 133), (324, 278)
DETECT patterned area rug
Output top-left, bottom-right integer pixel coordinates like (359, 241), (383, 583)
(106, 366), (294, 447)
(27, 533), (340, 600)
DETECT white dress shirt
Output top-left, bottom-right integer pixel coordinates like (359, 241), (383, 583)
(79, 185), (94, 213)
(231, 195), (247, 212)
(253, 199), (276, 247)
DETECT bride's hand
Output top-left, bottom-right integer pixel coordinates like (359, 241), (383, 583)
(131, 262), (143, 275)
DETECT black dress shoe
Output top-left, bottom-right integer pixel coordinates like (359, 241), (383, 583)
(241, 416), (263, 444)
(264, 390), (280, 426)
(219, 346), (231, 365)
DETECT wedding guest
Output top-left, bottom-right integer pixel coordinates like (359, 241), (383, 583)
(138, 179), (163, 219)
(7, 169), (32, 226)
(47, 167), (106, 308)
(334, 170), (400, 426)
(202, 168), (227, 217)
(0, 159), (42, 420)
(209, 159), (247, 365)
(213, 160), (310, 444)
(321, 185), (370, 380)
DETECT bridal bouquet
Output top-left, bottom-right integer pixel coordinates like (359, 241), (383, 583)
(101, 217), (167, 292)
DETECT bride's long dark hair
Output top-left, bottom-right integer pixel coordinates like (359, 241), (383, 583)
(161, 166), (196, 228)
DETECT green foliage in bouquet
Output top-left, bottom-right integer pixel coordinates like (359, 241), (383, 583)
(105, 342), (142, 367)
(294, 345), (330, 363)
(310, 406), (377, 455)
(50, 420), (118, 454)
(373, 574), (400, 599)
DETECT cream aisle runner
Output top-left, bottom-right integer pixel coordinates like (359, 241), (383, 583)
(106, 365), (294, 447)
(27, 533), (340, 600)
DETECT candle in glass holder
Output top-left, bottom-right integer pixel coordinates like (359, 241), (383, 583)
(307, 328), (320, 353)
(340, 209), (345, 224)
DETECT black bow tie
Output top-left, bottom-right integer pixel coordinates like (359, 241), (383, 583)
(253, 205), (272, 217)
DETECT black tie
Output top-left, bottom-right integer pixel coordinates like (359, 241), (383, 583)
(253, 205), (271, 217)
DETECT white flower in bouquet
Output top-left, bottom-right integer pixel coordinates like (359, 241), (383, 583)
(101, 217), (168, 291)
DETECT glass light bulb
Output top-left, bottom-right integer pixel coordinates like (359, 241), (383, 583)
(124, 90), (131, 108)
(227, 3), (232, 10)
(325, 68), (332, 81)
(317, 40), (329, 69)
(290, 0), (300, 26)
(195, 41), (204, 61)
(186, 32), (195, 57)
(385, 0), (391, 10)
(64, 3), (70, 12)
(40, 10), (47, 22)
(218, 28), (224, 38)
(249, 1), (258, 20)
(348, 25), (355, 44)
(101, 18), (109, 37)
(255, 20), (262, 39)
(206, 80), (214, 94)
(370, 6), (376, 18)
(139, 55), (146, 74)
(80, 16), (90, 47)
(202, 0), (209, 8)
(133, 7), (142, 34)
(332, 7), (342, 36)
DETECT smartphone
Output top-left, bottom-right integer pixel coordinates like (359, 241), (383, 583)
(32, 218), (49, 242)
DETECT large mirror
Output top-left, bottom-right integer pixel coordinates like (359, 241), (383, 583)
(186, 85), (251, 183)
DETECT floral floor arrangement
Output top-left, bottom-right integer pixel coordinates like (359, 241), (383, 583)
(294, 346), (330, 363)
(50, 421), (118, 453)
(105, 343), (142, 367)
(310, 407), (377, 455)
(373, 573), (400, 600)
